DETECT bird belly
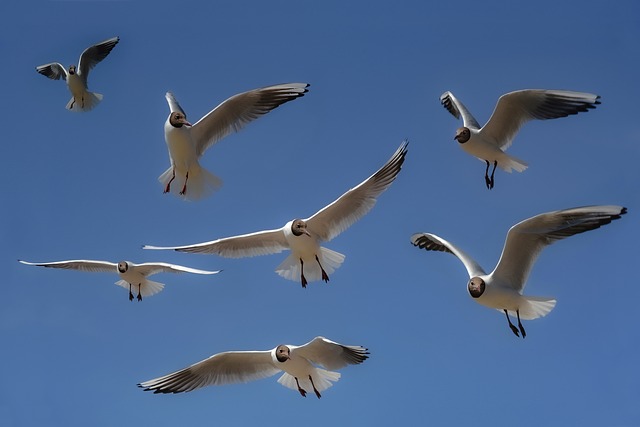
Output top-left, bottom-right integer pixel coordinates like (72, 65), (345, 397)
(66, 74), (86, 98)
(474, 285), (522, 312)
(286, 233), (320, 264)
(164, 125), (198, 174)
(461, 136), (504, 162)
(281, 355), (314, 379)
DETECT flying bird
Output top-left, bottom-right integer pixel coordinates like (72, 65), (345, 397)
(138, 336), (369, 398)
(410, 205), (626, 338)
(440, 89), (600, 189)
(145, 141), (408, 287)
(160, 83), (309, 201)
(18, 259), (220, 301)
(35, 36), (119, 112)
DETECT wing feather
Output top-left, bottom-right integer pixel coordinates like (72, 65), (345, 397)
(492, 205), (626, 291)
(138, 350), (279, 394)
(143, 228), (288, 258)
(35, 63), (68, 81)
(306, 141), (408, 242)
(440, 91), (481, 129)
(481, 89), (600, 150)
(293, 337), (369, 370)
(133, 262), (221, 276)
(18, 259), (117, 273)
(410, 233), (486, 278)
(191, 83), (309, 157)
(77, 36), (120, 83)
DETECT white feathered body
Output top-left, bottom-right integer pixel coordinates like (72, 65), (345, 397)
(65, 73), (102, 112)
(471, 274), (556, 320)
(159, 121), (222, 201)
(276, 220), (345, 283)
(274, 348), (340, 394)
(114, 264), (164, 298)
(462, 128), (528, 173)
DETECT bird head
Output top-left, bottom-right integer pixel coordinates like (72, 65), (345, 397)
(117, 261), (129, 273)
(454, 127), (470, 144)
(291, 219), (311, 237)
(275, 345), (290, 363)
(169, 111), (192, 128)
(468, 277), (485, 298)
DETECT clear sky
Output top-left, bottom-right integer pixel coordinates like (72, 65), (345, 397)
(2, 1), (639, 426)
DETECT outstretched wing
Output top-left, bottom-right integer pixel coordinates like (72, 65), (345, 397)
(440, 91), (481, 129)
(481, 89), (600, 150)
(293, 337), (369, 370)
(410, 233), (486, 278)
(143, 227), (289, 258)
(191, 83), (309, 157)
(35, 63), (68, 81)
(133, 262), (221, 277)
(165, 92), (186, 116)
(138, 350), (280, 394)
(18, 259), (117, 273)
(306, 141), (408, 242)
(77, 36), (119, 84)
(492, 205), (626, 292)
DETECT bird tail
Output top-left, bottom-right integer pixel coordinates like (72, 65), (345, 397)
(115, 279), (165, 298)
(504, 296), (556, 320)
(66, 91), (103, 112)
(275, 247), (345, 284)
(277, 368), (340, 394)
(496, 151), (528, 173)
(158, 163), (223, 201)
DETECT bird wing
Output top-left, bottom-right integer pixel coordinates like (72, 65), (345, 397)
(138, 350), (280, 394)
(440, 91), (481, 129)
(77, 36), (120, 84)
(143, 227), (289, 258)
(491, 205), (626, 292)
(292, 337), (369, 370)
(165, 92), (186, 116)
(35, 63), (68, 81)
(190, 83), (309, 157)
(481, 89), (600, 150)
(305, 141), (408, 242)
(410, 233), (486, 278)
(18, 259), (117, 273)
(132, 262), (221, 277)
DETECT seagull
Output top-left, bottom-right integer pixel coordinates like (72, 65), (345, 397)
(160, 83), (309, 201)
(145, 141), (408, 287)
(410, 205), (626, 338)
(35, 36), (119, 112)
(440, 89), (600, 189)
(138, 336), (369, 398)
(18, 259), (220, 301)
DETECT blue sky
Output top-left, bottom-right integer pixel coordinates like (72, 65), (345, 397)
(2, 1), (639, 426)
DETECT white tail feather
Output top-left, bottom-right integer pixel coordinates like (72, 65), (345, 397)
(503, 296), (556, 320)
(496, 152), (528, 173)
(158, 164), (222, 201)
(115, 279), (165, 298)
(66, 91), (103, 112)
(275, 247), (345, 283)
(277, 368), (341, 393)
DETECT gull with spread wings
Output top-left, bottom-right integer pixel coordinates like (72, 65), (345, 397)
(139, 336), (369, 398)
(411, 205), (626, 337)
(36, 36), (119, 112)
(18, 259), (220, 302)
(160, 83), (309, 201)
(440, 89), (600, 189)
(145, 141), (408, 287)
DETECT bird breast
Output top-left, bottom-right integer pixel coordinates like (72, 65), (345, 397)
(164, 122), (198, 170)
